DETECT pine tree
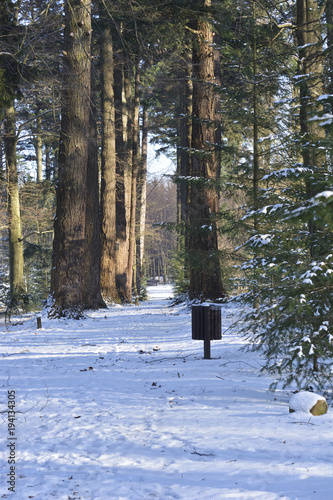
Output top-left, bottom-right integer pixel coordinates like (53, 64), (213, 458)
(234, 0), (333, 390)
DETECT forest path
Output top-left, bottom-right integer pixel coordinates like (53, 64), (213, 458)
(0, 285), (332, 499)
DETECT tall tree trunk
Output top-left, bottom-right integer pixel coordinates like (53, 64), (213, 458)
(45, 143), (51, 181)
(123, 63), (133, 248)
(326, 0), (333, 172)
(187, 0), (225, 300)
(114, 53), (129, 301)
(177, 32), (193, 266)
(213, 31), (223, 255)
(136, 100), (148, 299)
(326, 0), (333, 117)
(178, 34), (193, 227)
(50, 0), (94, 317)
(83, 60), (105, 310)
(100, 23), (118, 303)
(0, 132), (3, 178)
(126, 56), (140, 302)
(4, 102), (24, 295)
(252, 3), (259, 232)
(251, 3), (261, 315)
(296, 0), (326, 258)
(35, 106), (43, 182)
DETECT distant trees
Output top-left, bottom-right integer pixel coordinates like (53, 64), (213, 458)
(145, 178), (177, 283)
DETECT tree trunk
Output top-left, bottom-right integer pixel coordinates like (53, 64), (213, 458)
(123, 66), (133, 232)
(100, 23), (118, 303)
(45, 143), (51, 181)
(83, 60), (104, 310)
(296, 0), (326, 258)
(136, 100), (148, 299)
(50, 0), (94, 317)
(177, 31), (193, 266)
(114, 53), (130, 301)
(327, 0), (333, 98)
(178, 33), (193, 227)
(35, 107), (43, 182)
(126, 56), (140, 302)
(252, 4), (259, 232)
(0, 133), (3, 178)
(188, 0), (225, 300)
(4, 102), (24, 295)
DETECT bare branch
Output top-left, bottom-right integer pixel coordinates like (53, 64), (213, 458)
(18, 230), (53, 242)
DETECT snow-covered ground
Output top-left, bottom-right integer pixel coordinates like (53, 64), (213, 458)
(1, 285), (332, 500)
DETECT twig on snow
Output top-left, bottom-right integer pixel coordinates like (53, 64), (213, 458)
(191, 447), (214, 457)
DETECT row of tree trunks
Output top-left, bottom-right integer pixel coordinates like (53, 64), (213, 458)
(96, 14), (148, 305)
(49, 1), (148, 313)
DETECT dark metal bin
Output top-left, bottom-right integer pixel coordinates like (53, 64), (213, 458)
(192, 305), (222, 358)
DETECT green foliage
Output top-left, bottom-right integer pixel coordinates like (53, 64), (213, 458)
(234, 159), (333, 391)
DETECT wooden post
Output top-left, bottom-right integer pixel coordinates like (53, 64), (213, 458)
(37, 317), (42, 329)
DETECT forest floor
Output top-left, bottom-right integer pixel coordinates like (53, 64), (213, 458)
(1, 285), (333, 500)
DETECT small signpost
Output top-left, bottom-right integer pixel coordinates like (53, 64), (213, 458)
(192, 305), (222, 359)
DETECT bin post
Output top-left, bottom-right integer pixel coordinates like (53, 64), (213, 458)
(203, 305), (211, 359)
(204, 330), (211, 359)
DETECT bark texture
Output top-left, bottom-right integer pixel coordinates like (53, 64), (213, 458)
(84, 62), (104, 310)
(126, 57), (141, 302)
(51, 0), (96, 317)
(4, 102), (24, 295)
(100, 24), (118, 302)
(188, 0), (225, 300)
(296, 0), (326, 258)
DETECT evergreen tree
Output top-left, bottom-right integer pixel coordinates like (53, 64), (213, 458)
(234, 0), (333, 390)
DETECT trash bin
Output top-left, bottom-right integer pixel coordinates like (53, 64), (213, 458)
(192, 304), (222, 359)
(192, 305), (221, 340)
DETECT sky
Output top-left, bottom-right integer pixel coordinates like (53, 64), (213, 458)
(147, 143), (176, 179)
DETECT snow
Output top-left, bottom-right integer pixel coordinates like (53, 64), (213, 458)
(314, 190), (333, 201)
(1, 285), (333, 500)
(289, 392), (326, 414)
